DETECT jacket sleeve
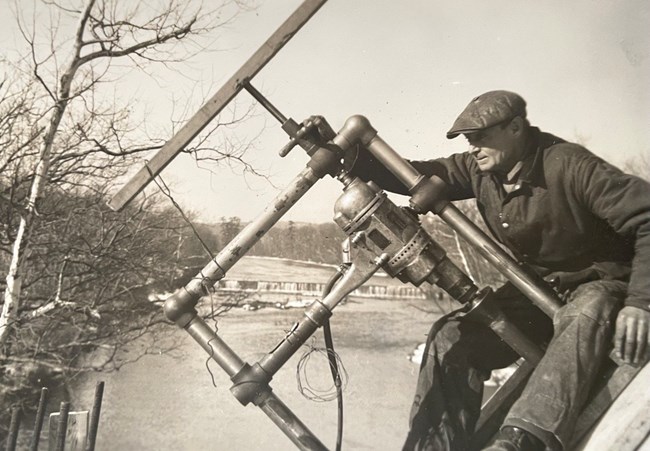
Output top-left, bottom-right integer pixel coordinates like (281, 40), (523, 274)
(349, 145), (476, 200)
(574, 150), (650, 310)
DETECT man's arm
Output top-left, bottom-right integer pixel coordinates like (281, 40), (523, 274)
(575, 150), (650, 365)
(348, 145), (477, 200)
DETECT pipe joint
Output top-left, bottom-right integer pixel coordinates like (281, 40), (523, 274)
(307, 143), (344, 178)
(409, 175), (450, 214)
(335, 115), (378, 149)
(303, 300), (332, 326)
(230, 363), (273, 406)
(163, 288), (199, 327)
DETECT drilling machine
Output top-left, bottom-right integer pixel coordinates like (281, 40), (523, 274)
(159, 108), (561, 450)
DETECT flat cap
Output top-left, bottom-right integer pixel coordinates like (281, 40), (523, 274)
(446, 90), (527, 139)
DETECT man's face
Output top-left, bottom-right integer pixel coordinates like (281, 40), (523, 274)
(464, 120), (519, 174)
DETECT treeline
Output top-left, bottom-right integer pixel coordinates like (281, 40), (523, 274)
(182, 218), (347, 266)
(184, 203), (505, 289)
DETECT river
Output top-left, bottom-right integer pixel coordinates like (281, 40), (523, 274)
(70, 297), (442, 450)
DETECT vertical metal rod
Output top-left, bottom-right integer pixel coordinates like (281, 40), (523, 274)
(5, 407), (21, 451)
(54, 402), (70, 451)
(29, 388), (49, 451)
(85, 382), (104, 451)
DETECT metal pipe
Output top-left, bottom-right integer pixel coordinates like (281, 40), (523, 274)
(194, 165), (319, 290)
(464, 291), (544, 363)
(54, 402), (70, 451)
(5, 407), (21, 451)
(258, 248), (382, 376)
(182, 314), (324, 449)
(257, 392), (328, 450)
(164, 165), (321, 326)
(185, 315), (246, 377)
(439, 205), (562, 318)
(85, 381), (104, 451)
(364, 138), (424, 191)
(29, 387), (49, 451)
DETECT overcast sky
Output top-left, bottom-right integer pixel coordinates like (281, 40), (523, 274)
(4, 0), (649, 223)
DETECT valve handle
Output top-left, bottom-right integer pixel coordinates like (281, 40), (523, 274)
(279, 119), (316, 157)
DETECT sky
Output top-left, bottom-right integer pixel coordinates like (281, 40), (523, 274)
(3, 0), (649, 224)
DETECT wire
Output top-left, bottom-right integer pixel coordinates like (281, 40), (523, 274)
(322, 266), (347, 451)
(147, 165), (229, 388)
(296, 265), (348, 450)
(149, 169), (215, 261)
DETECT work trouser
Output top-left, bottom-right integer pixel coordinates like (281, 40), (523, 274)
(402, 279), (627, 451)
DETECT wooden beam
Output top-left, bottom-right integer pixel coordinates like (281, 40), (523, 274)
(108, 0), (328, 211)
(48, 411), (88, 451)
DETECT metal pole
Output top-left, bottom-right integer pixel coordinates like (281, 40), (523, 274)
(85, 382), (104, 451)
(439, 205), (562, 317)
(243, 82), (288, 124)
(185, 315), (245, 377)
(54, 402), (70, 451)
(258, 250), (382, 376)
(463, 291), (544, 363)
(182, 314), (326, 450)
(258, 392), (328, 451)
(29, 388), (49, 451)
(5, 407), (21, 451)
(165, 165), (320, 314)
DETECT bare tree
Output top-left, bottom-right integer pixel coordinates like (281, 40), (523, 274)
(0, 0), (256, 352)
(0, 1), (267, 439)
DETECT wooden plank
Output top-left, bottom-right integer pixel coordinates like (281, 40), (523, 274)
(48, 411), (89, 451)
(108, 0), (328, 211)
(572, 362), (648, 450)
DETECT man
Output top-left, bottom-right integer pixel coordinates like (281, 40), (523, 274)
(350, 90), (650, 450)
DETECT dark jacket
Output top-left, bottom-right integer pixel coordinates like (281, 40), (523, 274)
(352, 127), (650, 310)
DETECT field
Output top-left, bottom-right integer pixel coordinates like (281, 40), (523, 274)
(71, 294), (444, 450)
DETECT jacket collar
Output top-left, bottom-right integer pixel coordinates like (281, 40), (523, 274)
(519, 127), (566, 188)
(472, 127), (565, 188)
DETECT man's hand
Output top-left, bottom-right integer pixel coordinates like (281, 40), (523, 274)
(614, 306), (650, 365)
(305, 115), (336, 142)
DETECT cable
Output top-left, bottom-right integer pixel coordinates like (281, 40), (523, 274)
(321, 265), (348, 451)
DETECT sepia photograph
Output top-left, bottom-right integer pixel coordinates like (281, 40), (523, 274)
(1, 0), (648, 450)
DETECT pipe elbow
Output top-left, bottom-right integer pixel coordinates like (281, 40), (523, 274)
(336, 115), (377, 148)
(163, 288), (198, 325)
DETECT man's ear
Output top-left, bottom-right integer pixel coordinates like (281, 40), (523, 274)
(510, 116), (525, 136)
